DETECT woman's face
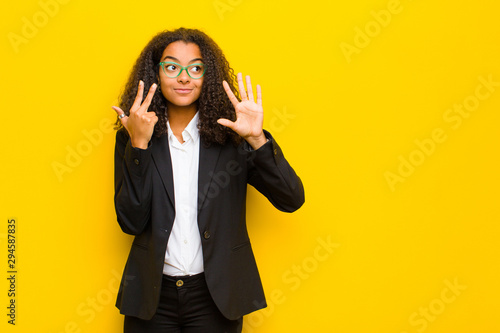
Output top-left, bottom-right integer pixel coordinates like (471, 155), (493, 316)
(158, 41), (204, 109)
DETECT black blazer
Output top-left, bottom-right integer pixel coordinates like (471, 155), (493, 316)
(114, 128), (304, 320)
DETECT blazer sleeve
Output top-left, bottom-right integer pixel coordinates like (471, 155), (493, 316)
(114, 129), (154, 235)
(245, 130), (305, 212)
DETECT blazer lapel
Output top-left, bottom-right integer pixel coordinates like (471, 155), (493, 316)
(151, 135), (175, 207)
(150, 135), (222, 213)
(198, 141), (222, 212)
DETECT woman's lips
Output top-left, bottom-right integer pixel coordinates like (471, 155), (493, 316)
(174, 89), (193, 94)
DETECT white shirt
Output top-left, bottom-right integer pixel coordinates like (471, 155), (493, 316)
(163, 112), (203, 276)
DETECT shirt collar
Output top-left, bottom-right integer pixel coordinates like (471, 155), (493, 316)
(167, 112), (200, 144)
(184, 111), (200, 142)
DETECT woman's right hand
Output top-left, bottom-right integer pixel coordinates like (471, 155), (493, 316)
(112, 80), (158, 149)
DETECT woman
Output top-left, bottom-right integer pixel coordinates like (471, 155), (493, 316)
(112, 27), (304, 333)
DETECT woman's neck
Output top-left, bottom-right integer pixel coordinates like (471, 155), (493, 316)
(167, 104), (198, 143)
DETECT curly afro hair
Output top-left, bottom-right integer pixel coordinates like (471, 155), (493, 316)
(114, 27), (241, 146)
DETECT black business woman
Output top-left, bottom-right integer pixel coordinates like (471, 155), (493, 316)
(112, 27), (304, 333)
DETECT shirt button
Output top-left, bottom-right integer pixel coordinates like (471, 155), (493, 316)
(203, 231), (211, 240)
(134, 158), (140, 165)
(184, 240), (187, 244)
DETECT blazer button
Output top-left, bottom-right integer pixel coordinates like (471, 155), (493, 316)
(134, 158), (140, 165)
(273, 148), (278, 155)
(203, 231), (211, 240)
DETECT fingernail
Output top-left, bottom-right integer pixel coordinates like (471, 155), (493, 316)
(152, 83), (157, 88)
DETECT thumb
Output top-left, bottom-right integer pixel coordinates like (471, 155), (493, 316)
(217, 118), (235, 130)
(112, 106), (126, 118)
(112, 106), (129, 127)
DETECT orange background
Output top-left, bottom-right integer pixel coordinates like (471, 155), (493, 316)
(1, 0), (499, 332)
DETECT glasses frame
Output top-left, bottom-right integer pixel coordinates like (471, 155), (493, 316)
(158, 61), (206, 79)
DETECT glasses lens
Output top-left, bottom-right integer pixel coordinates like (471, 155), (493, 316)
(188, 64), (205, 79)
(163, 63), (180, 78)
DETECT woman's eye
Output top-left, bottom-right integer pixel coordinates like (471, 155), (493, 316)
(166, 65), (177, 71)
(191, 65), (202, 72)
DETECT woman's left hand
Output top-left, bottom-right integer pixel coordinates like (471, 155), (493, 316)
(218, 73), (267, 150)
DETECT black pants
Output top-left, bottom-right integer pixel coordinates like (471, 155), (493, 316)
(124, 273), (243, 333)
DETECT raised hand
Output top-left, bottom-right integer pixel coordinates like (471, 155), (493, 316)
(218, 73), (267, 150)
(112, 81), (158, 149)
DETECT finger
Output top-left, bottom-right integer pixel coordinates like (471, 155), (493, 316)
(256, 84), (262, 107)
(131, 80), (144, 111)
(151, 115), (158, 125)
(112, 106), (128, 128)
(144, 116), (157, 125)
(139, 83), (157, 113)
(144, 110), (157, 119)
(223, 80), (239, 107)
(112, 106), (127, 118)
(144, 110), (158, 124)
(237, 73), (248, 101)
(217, 118), (236, 130)
(246, 75), (254, 102)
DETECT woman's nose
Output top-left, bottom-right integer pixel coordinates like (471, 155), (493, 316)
(177, 69), (190, 83)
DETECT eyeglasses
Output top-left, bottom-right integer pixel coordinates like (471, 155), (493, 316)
(158, 61), (206, 79)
